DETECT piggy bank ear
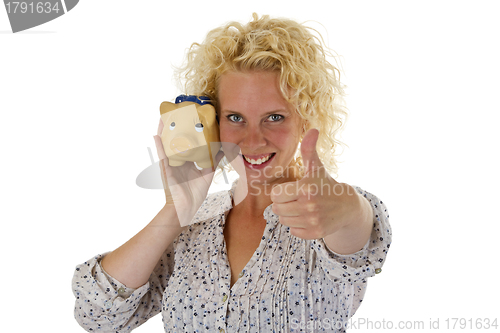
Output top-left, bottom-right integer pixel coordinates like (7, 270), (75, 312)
(197, 104), (217, 124)
(160, 102), (177, 115)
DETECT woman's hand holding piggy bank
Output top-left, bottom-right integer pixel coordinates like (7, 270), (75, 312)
(153, 97), (224, 227)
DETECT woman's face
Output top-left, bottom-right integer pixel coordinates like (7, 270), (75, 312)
(218, 70), (303, 185)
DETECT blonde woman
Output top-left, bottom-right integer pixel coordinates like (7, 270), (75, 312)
(73, 14), (391, 332)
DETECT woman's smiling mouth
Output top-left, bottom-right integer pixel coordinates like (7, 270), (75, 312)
(242, 153), (276, 167)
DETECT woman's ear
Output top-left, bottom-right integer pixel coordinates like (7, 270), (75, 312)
(301, 119), (308, 136)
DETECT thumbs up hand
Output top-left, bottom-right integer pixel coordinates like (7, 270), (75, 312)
(271, 129), (373, 253)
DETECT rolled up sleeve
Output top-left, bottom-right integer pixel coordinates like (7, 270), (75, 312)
(312, 187), (392, 283)
(72, 248), (173, 332)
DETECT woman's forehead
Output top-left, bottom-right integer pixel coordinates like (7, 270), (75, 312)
(218, 71), (292, 113)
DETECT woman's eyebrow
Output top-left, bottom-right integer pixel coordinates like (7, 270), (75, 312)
(220, 109), (290, 116)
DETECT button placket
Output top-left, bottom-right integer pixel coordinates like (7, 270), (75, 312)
(215, 212), (230, 331)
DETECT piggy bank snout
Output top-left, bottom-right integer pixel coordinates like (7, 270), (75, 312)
(170, 137), (194, 154)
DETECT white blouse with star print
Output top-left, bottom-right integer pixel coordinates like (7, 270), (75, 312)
(72, 183), (391, 332)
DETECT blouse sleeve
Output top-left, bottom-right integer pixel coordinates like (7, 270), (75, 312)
(311, 186), (392, 283)
(72, 244), (175, 332)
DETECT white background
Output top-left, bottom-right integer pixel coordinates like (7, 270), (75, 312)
(1, 0), (499, 332)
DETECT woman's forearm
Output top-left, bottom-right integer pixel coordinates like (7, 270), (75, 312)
(323, 192), (373, 255)
(101, 204), (184, 289)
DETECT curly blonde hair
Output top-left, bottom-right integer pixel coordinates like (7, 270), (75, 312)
(176, 13), (347, 176)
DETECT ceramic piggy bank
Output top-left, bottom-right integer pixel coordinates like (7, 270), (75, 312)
(160, 95), (220, 169)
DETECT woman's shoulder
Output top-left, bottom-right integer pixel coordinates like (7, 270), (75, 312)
(173, 189), (232, 252)
(191, 188), (233, 225)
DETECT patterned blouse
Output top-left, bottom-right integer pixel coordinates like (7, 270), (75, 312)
(72, 183), (391, 332)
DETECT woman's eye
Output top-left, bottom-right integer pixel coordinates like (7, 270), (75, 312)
(268, 114), (284, 122)
(195, 123), (204, 132)
(228, 115), (243, 122)
(169, 122), (175, 130)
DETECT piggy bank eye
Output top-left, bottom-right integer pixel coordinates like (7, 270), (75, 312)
(195, 123), (204, 132)
(169, 122), (175, 130)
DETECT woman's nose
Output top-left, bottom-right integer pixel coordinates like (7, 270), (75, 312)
(241, 126), (266, 149)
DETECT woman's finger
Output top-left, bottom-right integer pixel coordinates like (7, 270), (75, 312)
(153, 134), (167, 161)
(157, 118), (164, 136)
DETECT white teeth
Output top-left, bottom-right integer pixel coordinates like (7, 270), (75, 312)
(243, 154), (273, 165)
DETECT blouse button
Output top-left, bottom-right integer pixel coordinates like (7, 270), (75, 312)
(375, 268), (382, 274)
(104, 300), (113, 310)
(238, 271), (244, 278)
(118, 287), (126, 295)
(222, 294), (228, 302)
(219, 329), (225, 333)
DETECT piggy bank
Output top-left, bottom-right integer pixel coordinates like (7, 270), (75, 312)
(160, 95), (220, 169)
